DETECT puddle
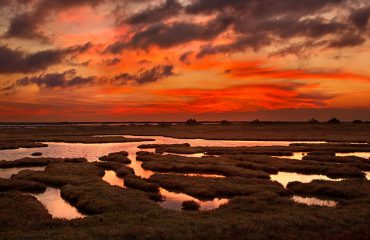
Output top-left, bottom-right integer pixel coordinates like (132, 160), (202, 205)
(270, 172), (342, 188)
(276, 152), (307, 160)
(336, 152), (370, 159)
(0, 166), (45, 179)
(292, 196), (337, 207)
(163, 152), (207, 158)
(102, 170), (125, 187)
(32, 188), (85, 219)
(159, 188), (229, 211)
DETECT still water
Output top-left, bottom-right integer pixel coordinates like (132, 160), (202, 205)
(292, 196), (337, 207)
(271, 172), (342, 188)
(0, 136), (346, 216)
(32, 188), (85, 219)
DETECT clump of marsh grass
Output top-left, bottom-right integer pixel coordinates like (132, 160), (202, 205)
(182, 200), (200, 211)
(99, 151), (131, 164)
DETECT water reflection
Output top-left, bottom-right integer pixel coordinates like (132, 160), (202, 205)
(32, 188), (85, 219)
(336, 152), (370, 159)
(276, 152), (307, 160)
(102, 170), (125, 187)
(271, 172), (342, 188)
(163, 152), (206, 158)
(0, 136), (333, 212)
(365, 172), (370, 180)
(292, 196), (337, 207)
(0, 166), (45, 179)
(159, 188), (228, 211)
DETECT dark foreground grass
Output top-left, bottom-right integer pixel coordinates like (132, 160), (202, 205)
(1, 125), (370, 239)
(0, 160), (369, 239)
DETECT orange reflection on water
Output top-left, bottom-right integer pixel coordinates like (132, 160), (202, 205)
(159, 188), (228, 211)
(102, 170), (125, 187)
(336, 152), (370, 158)
(293, 196), (337, 207)
(270, 172), (342, 188)
(33, 188), (85, 220)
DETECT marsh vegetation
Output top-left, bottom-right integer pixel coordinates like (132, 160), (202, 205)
(0, 123), (369, 239)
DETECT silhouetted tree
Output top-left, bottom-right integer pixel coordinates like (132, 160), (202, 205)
(158, 122), (172, 127)
(327, 118), (341, 124)
(250, 119), (261, 124)
(353, 120), (362, 124)
(220, 120), (232, 125)
(186, 118), (198, 126)
(308, 118), (319, 123)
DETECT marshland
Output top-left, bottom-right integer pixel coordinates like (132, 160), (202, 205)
(0, 122), (369, 239)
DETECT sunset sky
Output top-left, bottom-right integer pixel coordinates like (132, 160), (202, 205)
(0, 0), (369, 121)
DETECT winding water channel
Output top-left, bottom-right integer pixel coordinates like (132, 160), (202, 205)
(1, 135), (367, 218)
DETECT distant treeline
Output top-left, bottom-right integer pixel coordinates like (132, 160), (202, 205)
(1, 118), (369, 126)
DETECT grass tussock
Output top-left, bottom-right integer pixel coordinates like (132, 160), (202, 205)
(182, 200), (200, 211)
(99, 151), (131, 164)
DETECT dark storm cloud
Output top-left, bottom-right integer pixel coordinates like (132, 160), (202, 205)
(113, 0), (369, 57)
(106, 16), (233, 53)
(126, 0), (182, 25)
(14, 69), (95, 88)
(0, 42), (92, 74)
(113, 65), (174, 85)
(350, 6), (370, 29)
(329, 34), (365, 48)
(4, 0), (108, 41)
